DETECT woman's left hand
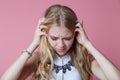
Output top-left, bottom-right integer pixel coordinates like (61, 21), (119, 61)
(75, 20), (89, 46)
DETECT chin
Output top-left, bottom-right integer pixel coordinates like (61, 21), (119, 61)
(56, 51), (67, 57)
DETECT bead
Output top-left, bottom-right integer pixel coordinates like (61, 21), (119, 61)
(22, 50), (32, 57)
(63, 69), (66, 73)
(56, 69), (59, 73)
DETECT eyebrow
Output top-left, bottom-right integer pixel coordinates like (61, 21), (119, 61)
(50, 35), (73, 38)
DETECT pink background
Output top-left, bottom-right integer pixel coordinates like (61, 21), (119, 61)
(0, 0), (120, 79)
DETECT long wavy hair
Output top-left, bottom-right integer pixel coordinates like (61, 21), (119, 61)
(33, 4), (93, 80)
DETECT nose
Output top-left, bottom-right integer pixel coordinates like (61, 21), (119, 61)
(58, 39), (65, 48)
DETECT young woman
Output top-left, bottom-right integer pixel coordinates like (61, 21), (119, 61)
(1, 4), (120, 80)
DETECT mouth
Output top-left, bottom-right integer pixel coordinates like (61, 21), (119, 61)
(57, 48), (66, 52)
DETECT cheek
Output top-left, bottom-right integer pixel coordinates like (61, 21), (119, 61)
(65, 39), (74, 48)
(48, 38), (56, 47)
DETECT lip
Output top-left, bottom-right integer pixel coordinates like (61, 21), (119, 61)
(57, 48), (66, 52)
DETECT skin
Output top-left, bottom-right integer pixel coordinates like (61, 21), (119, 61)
(47, 24), (75, 56)
(0, 18), (120, 80)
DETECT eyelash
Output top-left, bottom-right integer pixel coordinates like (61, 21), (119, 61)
(51, 37), (71, 41)
(51, 37), (58, 40)
(64, 38), (71, 40)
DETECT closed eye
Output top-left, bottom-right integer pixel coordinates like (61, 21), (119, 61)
(51, 36), (58, 40)
(64, 37), (71, 40)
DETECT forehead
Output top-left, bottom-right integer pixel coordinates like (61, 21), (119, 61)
(48, 24), (72, 37)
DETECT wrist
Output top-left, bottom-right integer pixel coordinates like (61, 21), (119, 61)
(22, 50), (32, 58)
(31, 40), (39, 46)
(83, 40), (92, 48)
(26, 41), (39, 54)
(83, 41), (96, 55)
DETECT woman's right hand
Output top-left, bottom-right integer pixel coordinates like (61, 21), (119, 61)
(32, 18), (47, 47)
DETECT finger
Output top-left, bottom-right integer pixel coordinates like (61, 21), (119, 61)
(74, 28), (80, 33)
(74, 28), (84, 35)
(40, 32), (48, 38)
(37, 18), (45, 27)
(76, 23), (81, 28)
(38, 18), (45, 25)
(38, 25), (48, 29)
(40, 32), (46, 36)
(76, 20), (83, 29)
(76, 19), (83, 26)
(37, 23), (47, 29)
(38, 25), (48, 32)
(76, 23), (84, 31)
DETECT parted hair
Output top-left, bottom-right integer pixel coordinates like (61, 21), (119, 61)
(32, 4), (93, 80)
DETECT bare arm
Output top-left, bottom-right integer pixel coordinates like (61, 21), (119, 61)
(0, 18), (46, 80)
(75, 20), (120, 80)
(91, 60), (108, 80)
(85, 41), (120, 80)
(18, 52), (40, 80)
(0, 41), (38, 80)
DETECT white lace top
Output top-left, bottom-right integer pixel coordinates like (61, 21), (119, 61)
(51, 54), (82, 80)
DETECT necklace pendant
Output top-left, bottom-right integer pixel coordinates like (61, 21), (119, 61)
(68, 66), (71, 71)
(54, 61), (73, 74)
(56, 69), (59, 73)
(63, 69), (66, 73)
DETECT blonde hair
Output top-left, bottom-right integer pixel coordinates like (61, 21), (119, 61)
(33, 4), (93, 80)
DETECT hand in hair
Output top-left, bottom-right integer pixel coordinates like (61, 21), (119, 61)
(75, 20), (89, 46)
(32, 18), (48, 46)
